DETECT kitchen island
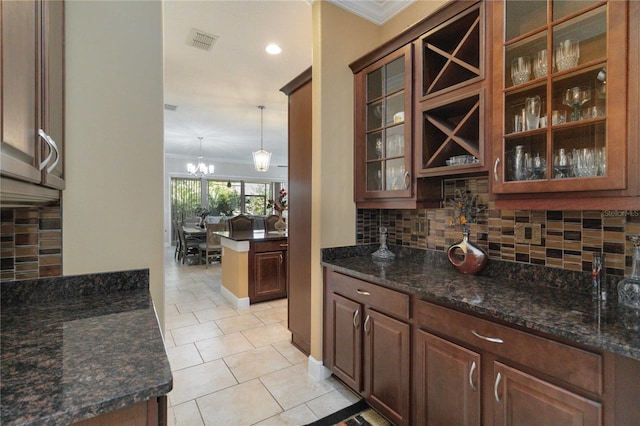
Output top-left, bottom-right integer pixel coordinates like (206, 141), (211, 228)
(218, 230), (288, 308)
(0, 269), (172, 426)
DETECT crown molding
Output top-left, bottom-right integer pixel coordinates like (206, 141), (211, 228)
(327, 0), (415, 25)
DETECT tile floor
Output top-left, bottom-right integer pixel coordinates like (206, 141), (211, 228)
(163, 248), (359, 425)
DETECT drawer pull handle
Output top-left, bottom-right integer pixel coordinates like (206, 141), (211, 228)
(356, 289), (371, 296)
(280, 244), (288, 248)
(471, 330), (504, 344)
(493, 157), (501, 183)
(353, 309), (360, 328)
(494, 372), (502, 404)
(364, 315), (371, 334)
(469, 361), (477, 392)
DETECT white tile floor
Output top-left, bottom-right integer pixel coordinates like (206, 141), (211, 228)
(163, 248), (359, 425)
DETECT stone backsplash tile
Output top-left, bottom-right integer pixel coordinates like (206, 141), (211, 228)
(357, 177), (639, 282)
(0, 206), (62, 282)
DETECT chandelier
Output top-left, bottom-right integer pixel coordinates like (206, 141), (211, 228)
(187, 137), (214, 177)
(253, 105), (271, 172)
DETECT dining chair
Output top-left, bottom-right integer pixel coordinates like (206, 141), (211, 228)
(199, 223), (223, 268)
(264, 214), (280, 232)
(177, 226), (200, 264)
(229, 214), (253, 233)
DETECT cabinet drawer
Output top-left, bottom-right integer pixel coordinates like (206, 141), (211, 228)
(416, 300), (602, 396)
(253, 239), (288, 253)
(328, 271), (410, 320)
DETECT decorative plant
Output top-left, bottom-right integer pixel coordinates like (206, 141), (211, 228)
(449, 189), (483, 226)
(194, 206), (210, 219)
(267, 188), (288, 213)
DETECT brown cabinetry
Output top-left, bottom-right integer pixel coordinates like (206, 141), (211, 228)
(415, 299), (602, 425)
(249, 239), (287, 304)
(491, 0), (639, 209)
(0, 0), (64, 205)
(280, 68), (312, 355)
(324, 270), (410, 425)
(415, 2), (488, 178)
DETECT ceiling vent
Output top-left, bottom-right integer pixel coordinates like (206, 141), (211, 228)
(188, 28), (218, 51)
(164, 104), (178, 111)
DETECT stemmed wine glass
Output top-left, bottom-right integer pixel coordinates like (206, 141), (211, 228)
(563, 86), (591, 121)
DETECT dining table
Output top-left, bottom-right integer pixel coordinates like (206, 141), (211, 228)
(183, 225), (206, 239)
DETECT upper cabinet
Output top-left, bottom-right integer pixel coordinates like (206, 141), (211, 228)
(415, 3), (487, 178)
(491, 0), (639, 208)
(351, 1), (486, 209)
(354, 45), (414, 205)
(1, 0), (64, 206)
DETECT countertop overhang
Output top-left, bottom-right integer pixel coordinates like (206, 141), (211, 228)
(216, 230), (287, 242)
(321, 245), (640, 362)
(0, 269), (173, 426)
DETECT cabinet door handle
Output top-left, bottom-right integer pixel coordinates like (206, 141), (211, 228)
(279, 253), (283, 264)
(404, 171), (410, 189)
(353, 309), (360, 328)
(471, 330), (504, 344)
(493, 157), (501, 183)
(469, 361), (477, 392)
(494, 372), (502, 404)
(279, 243), (288, 248)
(364, 315), (371, 334)
(38, 129), (54, 171)
(356, 289), (370, 296)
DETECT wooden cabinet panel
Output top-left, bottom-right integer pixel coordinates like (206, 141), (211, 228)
(414, 329), (481, 426)
(330, 271), (410, 320)
(0, 0), (64, 204)
(416, 299), (602, 396)
(493, 362), (601, 426)
(1, 0), (41, 184)
(281, 68), (312, 355)
(364, 308), (410, 426)
(250, 248), (286, 303)
(329, 292), (362, 392)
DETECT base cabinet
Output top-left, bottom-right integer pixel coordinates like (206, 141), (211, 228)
(493, 362), (601, 426)
(324, 270), (411, 426)
(249, 239), (287, 303)
(414, 330), (481, 426)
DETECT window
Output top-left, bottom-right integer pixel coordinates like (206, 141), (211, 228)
(244, 182), (270, 215)
(208, 181), (240, 216)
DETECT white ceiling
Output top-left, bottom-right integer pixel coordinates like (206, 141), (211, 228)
(163, 0), (413, 171)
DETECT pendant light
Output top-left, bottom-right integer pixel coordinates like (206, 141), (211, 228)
(253, 105), (271, 172)
(187, 137), (214, 177)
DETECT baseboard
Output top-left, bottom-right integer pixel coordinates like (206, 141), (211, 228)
(220, 285), (250, 310)
(308, 355), (332, 381)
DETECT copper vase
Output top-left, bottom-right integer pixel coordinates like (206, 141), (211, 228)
(447, 225), (488, 275)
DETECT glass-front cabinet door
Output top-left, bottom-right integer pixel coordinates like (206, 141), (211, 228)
(355, 45), (413, 202)
(492, 0), (627, 194)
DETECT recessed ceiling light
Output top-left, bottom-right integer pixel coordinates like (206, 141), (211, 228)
(265, 43), (282, 55)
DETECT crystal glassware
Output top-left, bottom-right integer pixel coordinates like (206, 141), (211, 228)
(533, 49), (548, 79)
(555, 39), (579, 71)
(563, 86), (591, 121)
(511, 57), (531, 85)
(618, 235), (640, 309)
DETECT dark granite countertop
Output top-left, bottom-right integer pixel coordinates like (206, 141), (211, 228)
(216, 230), (287, 242)
(0, 270), (173, 426)
(321, 245), (640, 362)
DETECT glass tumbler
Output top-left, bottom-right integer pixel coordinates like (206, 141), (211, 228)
(525, 96), (541, 130)
(511, 57), (531, 85)
(533, 49), (548, 79)
(555, 39), (579, 71)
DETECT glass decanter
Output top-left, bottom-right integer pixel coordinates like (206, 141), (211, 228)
(372, 226), (395, 260)
(618, 235), (640, 309)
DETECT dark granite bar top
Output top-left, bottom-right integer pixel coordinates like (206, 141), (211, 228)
(321, 245), (640, 362)
(216, 230), (287, 242)
(0, 269), (173, 426)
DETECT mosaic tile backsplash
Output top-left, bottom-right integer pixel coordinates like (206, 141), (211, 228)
(1, 206), (62, 282)
(357, 177), (640, 281)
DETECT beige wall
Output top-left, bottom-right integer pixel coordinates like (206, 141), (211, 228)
(310, 0), (447, 360)
(63, 1), (166, 328)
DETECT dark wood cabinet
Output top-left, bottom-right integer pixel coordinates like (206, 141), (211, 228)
(414, 329), (481, 426)
(324, 269), (411, 425)
(249, 239), (287, 304)
(280, 68), (312, 355)
(493, 362), (601, 426)
(490, 0), (640, 209)
(0, 0), (64, 205)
